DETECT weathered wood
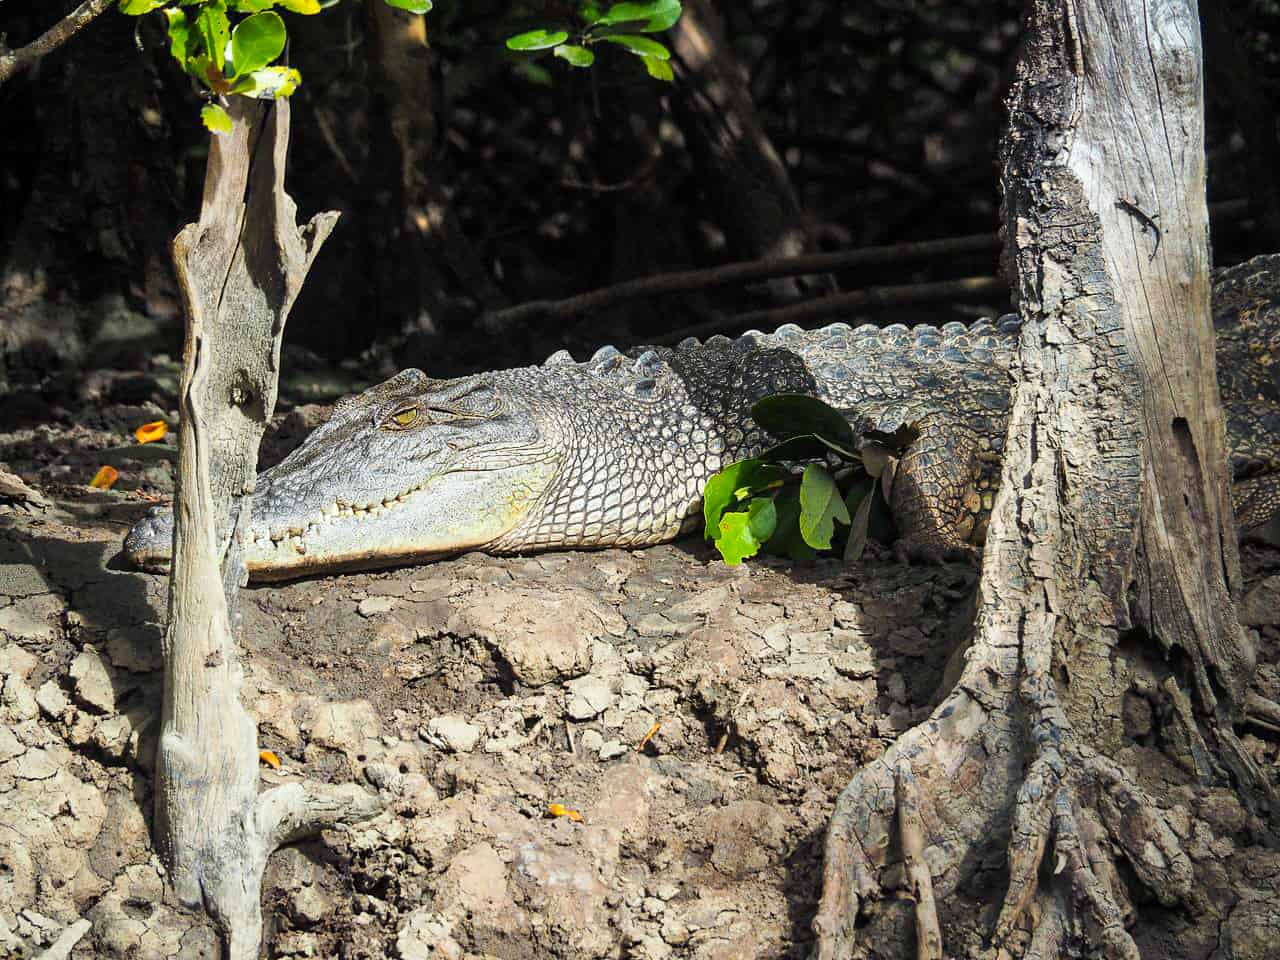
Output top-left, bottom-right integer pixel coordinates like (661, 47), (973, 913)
(814, 1), (1272, 955)
(155, 96), (380, 958)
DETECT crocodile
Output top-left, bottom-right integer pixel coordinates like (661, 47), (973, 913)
(124, 255), (1280, 581)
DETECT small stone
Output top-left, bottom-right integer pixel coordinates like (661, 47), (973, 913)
(579, 729), (605, 754)
(832, 647), (875, 679)
(2, 674), (38, 721)
(655, 881), (680, 901)
(598, 739), (627, 760)
(291, 884), (332, 926)
(423, 715), (482, 753)
(105, 626), (163, 673)
(35, 680), (70, 719)
(69, 648), (117, 713)
(565, 676), (615, 720)
(357, 596), (397, 618)
(642, 896), (665, 917)
(659, 917), (690, 947)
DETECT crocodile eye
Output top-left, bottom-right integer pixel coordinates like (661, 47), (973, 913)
(385, 406), (420, 429)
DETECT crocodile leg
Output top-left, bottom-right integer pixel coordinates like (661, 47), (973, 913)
(887, 413), (984, 563)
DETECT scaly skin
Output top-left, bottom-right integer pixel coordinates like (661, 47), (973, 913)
(125, 255), (1280, 580)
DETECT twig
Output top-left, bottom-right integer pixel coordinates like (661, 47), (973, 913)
(0, 0), (114, 86)
(654, 276), (1008, 346)
(482, 234), (1001, 329)
(481, 198), (1255, 333)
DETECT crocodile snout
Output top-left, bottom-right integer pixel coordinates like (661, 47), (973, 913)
(124, 506), (174, 573)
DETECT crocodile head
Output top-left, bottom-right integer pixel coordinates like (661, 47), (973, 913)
(124, 367), (564, 580)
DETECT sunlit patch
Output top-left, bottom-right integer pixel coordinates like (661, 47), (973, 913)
(90, 465), (119, 489)
(134, 421), (168, 444)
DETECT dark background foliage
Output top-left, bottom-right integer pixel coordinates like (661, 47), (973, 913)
(2, 0), (1278, 384)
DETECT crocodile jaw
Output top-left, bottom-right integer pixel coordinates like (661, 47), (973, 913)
(124, 460), (560, 580)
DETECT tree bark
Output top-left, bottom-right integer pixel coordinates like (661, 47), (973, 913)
(155, 96), (380, 958)
(670, 0), (831, 300)
(813, 2), (1276, 957)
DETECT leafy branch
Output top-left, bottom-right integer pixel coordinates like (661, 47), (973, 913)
(703, 395), (907, 566)
(505, 0), (682, 81)
(117, 0), (433, 132)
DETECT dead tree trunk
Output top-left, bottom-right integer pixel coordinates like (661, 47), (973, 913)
(813, 2), (1276, 957)
(670, 0), (831, 300)
(155, 97), (380, 959)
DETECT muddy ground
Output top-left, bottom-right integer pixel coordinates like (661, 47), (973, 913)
(1, 366), (1278, 959)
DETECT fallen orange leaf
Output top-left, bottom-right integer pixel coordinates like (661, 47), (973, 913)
(89, 465), (119, 489)
(547, 803), (583, 823)
(637, 721), (661, 752)
(134, 420), (167, 444)
(259, 750), (281, 769)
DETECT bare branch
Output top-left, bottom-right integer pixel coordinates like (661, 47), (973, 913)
(0, 0), (114, 86)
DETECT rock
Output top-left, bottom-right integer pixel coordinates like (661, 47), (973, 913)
(290, 883), (332, 927)
(579, 728), (604, 755)
(449, 589), (620, 686)
(1240, 575), (1280, 626)
(565, 675), (615, 720)
(396, 909), (463, 960)
(105, 626), (163, 673)
(69, 648), (117, 713)
(1223, 898), (1280, 960)
(707, 800), (787, 878)
(599, 739), (627, 760)
(832, 646), (876, 679)
(423, 715), (482, 754)
(357, 596), (397, 617)
(2, 674), (38, 721)
(0, 595), (61, 643)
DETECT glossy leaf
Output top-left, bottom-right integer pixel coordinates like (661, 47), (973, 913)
(600, 34), (670, 59)
(506, 28), (570, 51)
(643, 56), (673, 81)
(762, 487), (818, 561)
(163, 9), (190, 66)
(230, 11), (286, 78)
(751, 394), (857, 457)
(230, 0), (277, 11)
(595, 0), (681, 31)
(716, 498), (777, 566)
(702, 458), (786, 540)
(195, 2), (230, 72)
(119, 0), (167, 15)
(278, 0), (322, 11)
(554, 44), (595, 67)
(201, 102), (234, 134)
(383, 0), (432, 11)
(231, 65), (301, 97)
(799, 463), (850, 550)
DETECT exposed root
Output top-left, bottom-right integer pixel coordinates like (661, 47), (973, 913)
(813, 629), (1205, 960)
(896, 758), (943, 960)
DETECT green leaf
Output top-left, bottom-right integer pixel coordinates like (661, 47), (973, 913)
(506, 29), (570, 51)
(195, 2), (230, 72)
(554, 44), (595, 67)
(382, 0), (432, 12)
(231, 65), (301, 97)
(751, 394), (857, 458)
(799, 463), (850, 550)
(702, 458), (786, 540)
(578, 1), (605, 24)
(595, 0), (681, 31)
(201, 103), (233, 135)
(643, 55), (673, 81)
(163, 9), (190, 66)
(715, 498), (777, 566)
(230, 0), (277, 12)
(762, 487), (818, 561)
(278, 0), (322, 12)
(230, 11), (286, 78)
(600, 34), (670, 59)
(118, 0), (167, 15)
